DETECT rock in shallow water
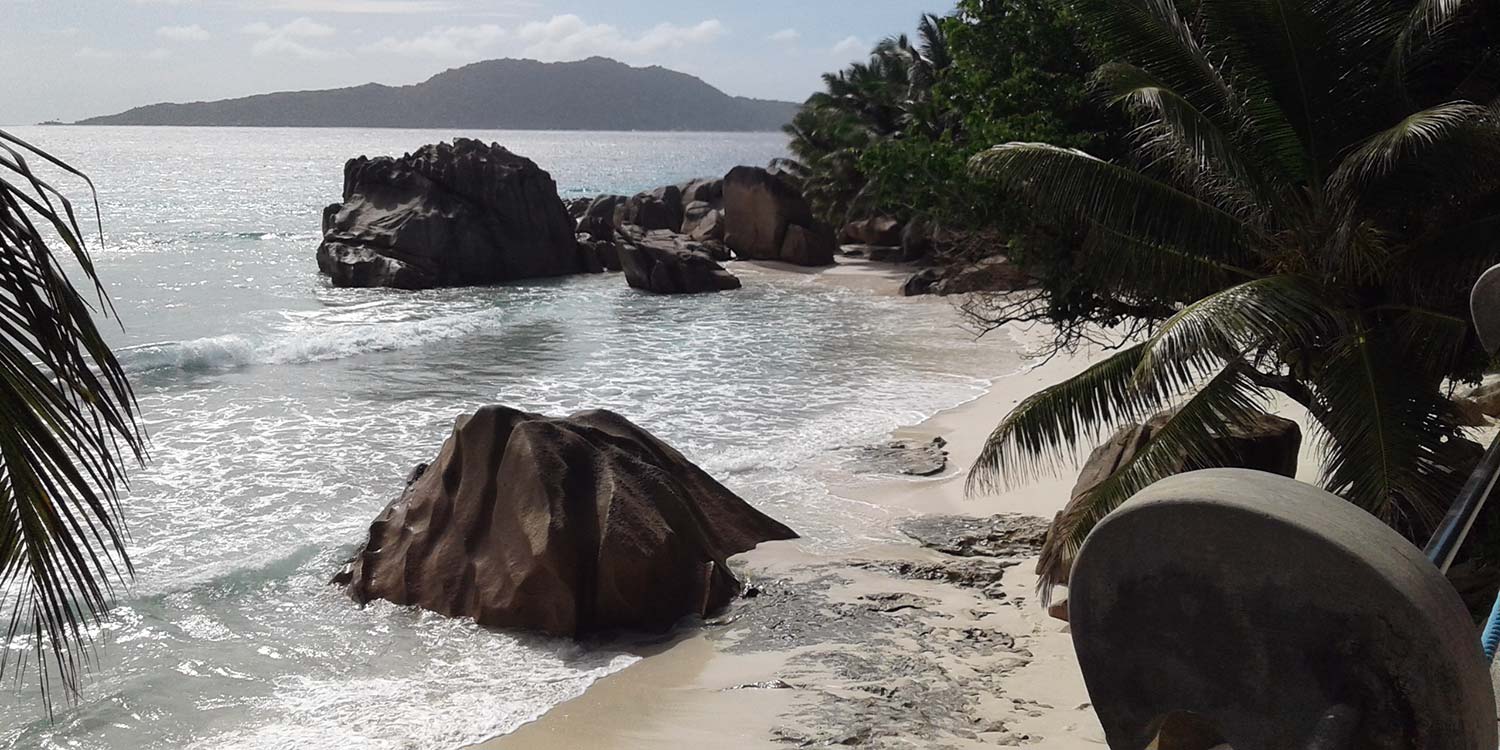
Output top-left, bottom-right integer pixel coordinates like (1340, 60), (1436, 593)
(334, 406), (797, 637)
(316, 139), (584, 290)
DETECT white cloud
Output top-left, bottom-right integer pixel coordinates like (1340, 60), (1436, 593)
(516, 15), (725, 60)
(361, 24), (505, 57)
(74, 46), (116, 59)
(769, 28), (799, 44)
(255, 0), (459, 13)
(145, 47), (173, 60)
(133, 0), (198, 4)
(242, 17), (340, 59)
(241, 17), (336, 37)
(157, 24), (212, 41)
(831, 35), (864, 56)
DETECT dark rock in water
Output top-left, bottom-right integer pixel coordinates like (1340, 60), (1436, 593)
(565, 196), (593, 218)
(722, 166), (835, 266)
(586, 194), (627, 225)
(619, 238), (741, 294)
(852, 437), (949, 476)
(334, 406), (797, 637)
(316, 139), (582, 289)
(321, 203), (341, 235)
(577, 213), (615, 244)
(901, 268), (942, 297)
(900, 514), (1052, 559)
(575, 235), (606, 274)
(698, 239), (732, 262)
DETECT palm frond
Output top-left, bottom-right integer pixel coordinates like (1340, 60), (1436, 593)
(1035, 363), (1270, 597)
(1311, 325), (1465, 539)
(969, 142), (1261, 262)
(967, 343), (1178, 495)
(0, 129), (143, 709)
(1135, 275), (1339, 390)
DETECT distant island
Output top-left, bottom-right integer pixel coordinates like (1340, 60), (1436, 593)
(73, 57), (798, 132)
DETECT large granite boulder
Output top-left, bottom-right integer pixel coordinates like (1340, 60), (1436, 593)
(619, 236), (741, 294)
(722, 166), (835, 266)
(843, 217), (904, 247)
(1039, 410), (1302, 586)
(317, 139), (584, 289)
(334, 406), (796, 636)
(936, 256), (1035, 294)
(677, 177), (723, 206)
(682, 201), (725, 241)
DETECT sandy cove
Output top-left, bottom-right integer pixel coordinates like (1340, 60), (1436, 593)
(480, 257), (1322, 749)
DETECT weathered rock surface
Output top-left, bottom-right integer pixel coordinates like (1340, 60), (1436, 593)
(937, 256), (1034, 294)
(317, 139), (584, 289)
(901, 268), (943, 297)
(682, 201), (725, 241)
(902, 514), (1052, 560)
(1040, 410), (1302, 584)
(619, 236), (741, 294)
(843, 217), (904, 247)
(722, 166), (835, 266)
(1462, 381), (1500, 419)
(334, 406), (796, 637)
(851, 437), (949, 476)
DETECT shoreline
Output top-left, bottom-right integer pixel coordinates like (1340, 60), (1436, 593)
(477, 258), (1109, 749)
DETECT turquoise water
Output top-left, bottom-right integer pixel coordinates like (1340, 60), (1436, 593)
(0, 127), (1015, 749)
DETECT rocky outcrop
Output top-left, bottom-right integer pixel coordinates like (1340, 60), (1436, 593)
(1039, 410), (1302, 586)
(722, 166), (835, 266)
(682, 201), (725, 241)
(317, 139), (584, 289)
(900, 257), (1035, 297)
(843, 217), (903, 247)
(334, 406), (797, 637)
(619, 235), (741, 294)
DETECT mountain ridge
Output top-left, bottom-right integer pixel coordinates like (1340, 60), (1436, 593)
(74, 57), (798, 132)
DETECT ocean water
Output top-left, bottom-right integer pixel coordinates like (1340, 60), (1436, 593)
(0, 126), (1017, 749)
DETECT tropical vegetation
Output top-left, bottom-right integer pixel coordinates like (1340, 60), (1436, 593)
(0, 130), (143, 706)
(957, 0), (1500, 596)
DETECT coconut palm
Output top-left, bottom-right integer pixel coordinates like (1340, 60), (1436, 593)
(0, 129), (143, 705)
(780, 13), (957, 223)
(966, 0), (1500, 597)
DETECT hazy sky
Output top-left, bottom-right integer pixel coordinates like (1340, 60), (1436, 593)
(1, 0), (953, 124)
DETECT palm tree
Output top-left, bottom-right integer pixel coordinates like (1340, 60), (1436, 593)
(0, 129), (144, 706)
(780, 13), (957, 223)
(966, 0), (1500, 597)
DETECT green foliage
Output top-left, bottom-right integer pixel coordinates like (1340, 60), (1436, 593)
(966, 0), (1500, 597)
(781, 2), (1118, 229)
(0, 130), (143, 708)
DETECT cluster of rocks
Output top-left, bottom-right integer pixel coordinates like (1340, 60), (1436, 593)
(316, 139), (838, 296)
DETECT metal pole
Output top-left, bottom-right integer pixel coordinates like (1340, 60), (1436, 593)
(1424, 432), (1500, 574)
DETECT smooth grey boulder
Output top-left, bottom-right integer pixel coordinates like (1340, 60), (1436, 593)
(317, 139), (582, 289)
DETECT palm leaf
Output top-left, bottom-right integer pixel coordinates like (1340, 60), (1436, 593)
(1035, 363), (1271, 598)
(969, 143), (1261, 263)
(1311, 325), (1465, 539)
(967, 343), (1177, 494)
(0, 129), (144, 710)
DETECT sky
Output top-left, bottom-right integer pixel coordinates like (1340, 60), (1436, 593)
(0, 0), (954, 125)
